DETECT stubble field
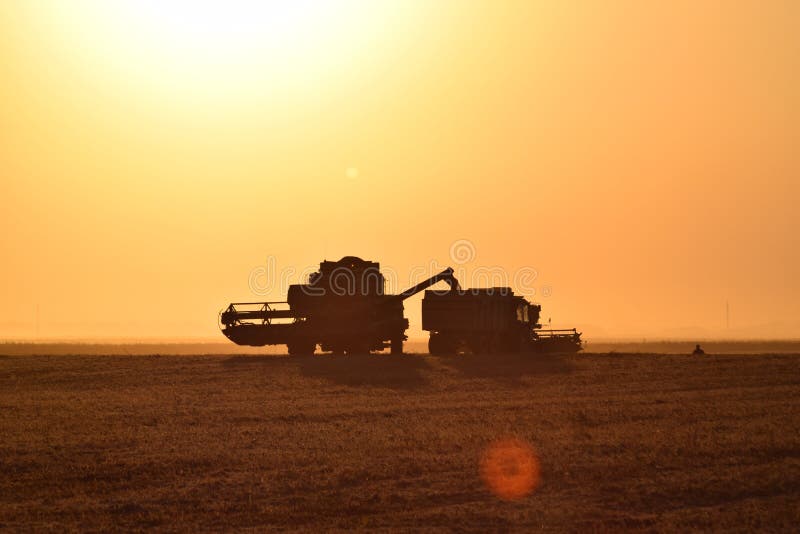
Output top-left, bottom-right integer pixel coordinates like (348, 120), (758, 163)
(2, 348), (800, 531)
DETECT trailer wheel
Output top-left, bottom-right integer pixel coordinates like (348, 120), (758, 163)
(428, 333), (443, 355)
(429, 333), (457, 355)
(468, 335), (490, 355)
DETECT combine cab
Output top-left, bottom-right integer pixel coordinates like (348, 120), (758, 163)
(422, 288), (582, 354)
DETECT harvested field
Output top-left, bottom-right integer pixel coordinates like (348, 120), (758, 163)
(2, 350), (799, 531)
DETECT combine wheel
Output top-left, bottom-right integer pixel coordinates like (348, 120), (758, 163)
(391, 335), (404, 355)
(287, 341), (315, 357)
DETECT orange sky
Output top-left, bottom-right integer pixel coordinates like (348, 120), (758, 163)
(1, 1), (798, 340)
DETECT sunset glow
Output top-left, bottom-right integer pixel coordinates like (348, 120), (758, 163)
(40, 1), (417, 105)
(2, 3), (800, 529)
(1, 1), (798, 339)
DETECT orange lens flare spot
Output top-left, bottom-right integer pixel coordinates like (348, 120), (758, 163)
(480, 437), (541, 501)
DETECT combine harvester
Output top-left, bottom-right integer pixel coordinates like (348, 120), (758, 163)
(221, 257), (458, 355)
(220, 256), (581, 355)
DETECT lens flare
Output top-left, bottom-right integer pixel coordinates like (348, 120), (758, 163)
(480, 437), (540, 501)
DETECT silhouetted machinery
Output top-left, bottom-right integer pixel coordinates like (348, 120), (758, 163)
(221, 256), (581, 355)
(422, 288), (582, 355)
(220, 256), (459, 355)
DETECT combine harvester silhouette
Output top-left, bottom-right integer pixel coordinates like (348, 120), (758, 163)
(220, 256), (581, 355)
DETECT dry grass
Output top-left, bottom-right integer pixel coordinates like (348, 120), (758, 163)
(1, 351), (800, 531)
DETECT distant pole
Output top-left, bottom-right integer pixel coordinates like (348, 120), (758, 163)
(726, 300), (729, 330)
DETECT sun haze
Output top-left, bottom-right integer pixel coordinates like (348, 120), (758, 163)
(1, 1), (798, 339)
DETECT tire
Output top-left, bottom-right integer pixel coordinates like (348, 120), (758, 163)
(468, 334), (490, 355)
(429, 333), (457, 355)
(428, 333), (443, 355)
(287, 341), (315, 357)
(391, 336), (403, 355)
